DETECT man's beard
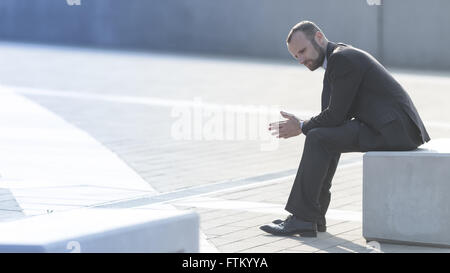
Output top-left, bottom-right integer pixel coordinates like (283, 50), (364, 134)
(307, 39), (326, 71)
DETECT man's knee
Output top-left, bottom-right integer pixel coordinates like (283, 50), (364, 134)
(304, 121), (362, 153)
(305, 127), (348, 153)
(305, 127), (329, 142)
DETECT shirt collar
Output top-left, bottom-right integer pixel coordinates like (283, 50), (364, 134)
(322, 55), (327, 70)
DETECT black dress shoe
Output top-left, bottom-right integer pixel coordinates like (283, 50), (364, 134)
(260, 215), (317, 237)
(272, 217), (327, 232)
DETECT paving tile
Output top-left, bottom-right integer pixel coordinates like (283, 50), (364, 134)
(227, 215), (280, 228)
(276, 249), (311, 253)
(259, 236), (310, 250)
(285, 244), (322, 252)
(319, 239), (371, 253)
(238, 245), (281, 253)
(218, 236), (276, 253)
(326, 222), (362, 235)
(209, 229), (267, 247)
(204, 225), (250, 237)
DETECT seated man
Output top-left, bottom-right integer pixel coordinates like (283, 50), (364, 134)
(260, 21), (430, 238)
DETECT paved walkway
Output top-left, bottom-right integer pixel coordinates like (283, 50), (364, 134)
(1, 41), (450, 252)
(0, 86), (216, 252)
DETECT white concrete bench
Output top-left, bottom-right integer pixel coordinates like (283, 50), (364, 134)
(0, 208), (199, 253)
(363, 138), (450, 248)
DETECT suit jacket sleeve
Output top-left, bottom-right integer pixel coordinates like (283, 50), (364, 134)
(302, 53), (362, 135)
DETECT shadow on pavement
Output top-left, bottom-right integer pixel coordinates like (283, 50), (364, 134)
(0, 188), (26, 222)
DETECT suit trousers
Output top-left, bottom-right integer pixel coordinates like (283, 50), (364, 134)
(285, 117), (422, 223)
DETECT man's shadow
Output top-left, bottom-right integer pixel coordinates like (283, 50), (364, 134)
(263, 231), (375, 253)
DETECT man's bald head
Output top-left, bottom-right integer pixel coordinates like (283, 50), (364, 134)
(286, 21), (328, 71)
(286, 21), (326, 44)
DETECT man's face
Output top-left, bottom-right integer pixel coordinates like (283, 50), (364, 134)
(287, 31), (325, 71)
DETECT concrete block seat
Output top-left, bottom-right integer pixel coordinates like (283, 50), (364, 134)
(0, 209), (199, 253)
(363, 138), (450, 248)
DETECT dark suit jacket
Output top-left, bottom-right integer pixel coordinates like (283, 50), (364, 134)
(302, 41), (430, 149)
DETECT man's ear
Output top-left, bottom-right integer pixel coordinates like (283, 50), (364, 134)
(315, 31), (323, 44)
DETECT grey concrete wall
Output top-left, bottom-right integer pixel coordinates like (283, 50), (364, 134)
(382, 0), (450, 70)
(0, 0), (380, 60)
(0, 0), (448, 70)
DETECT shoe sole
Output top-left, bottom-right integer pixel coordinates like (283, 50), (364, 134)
(272, 219), (326, 232)
(260, 226), (317, 237)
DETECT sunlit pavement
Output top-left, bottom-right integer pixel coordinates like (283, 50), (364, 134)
(1, 41), (450, 252)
